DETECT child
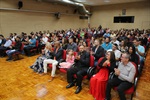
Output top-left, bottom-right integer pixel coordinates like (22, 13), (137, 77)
(59, 49), (75, 69)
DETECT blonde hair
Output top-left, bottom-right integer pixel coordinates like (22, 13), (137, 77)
(45, 42), (52, 52)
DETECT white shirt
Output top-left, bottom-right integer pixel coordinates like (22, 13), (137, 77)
(107, 49), (121, 59)
(4, 40), (12, 47)
(42, 37), (48, 44)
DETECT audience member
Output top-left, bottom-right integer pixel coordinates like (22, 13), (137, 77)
(90, 51), (116, 100)
(105, 53), (136, 100)
(6, 36), (22, 61)
(101, 37), (112, 51)
(91, 39), (105, 67)
(30, 42), (53, 74)
(59, 49), (74, 69)
(43, 41), (63, 81)
(66, 45), (90, 94)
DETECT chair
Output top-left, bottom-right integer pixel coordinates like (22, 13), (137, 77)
(48, 50), (66, 68)
(86, 39), (91, 47)
(73, 55), (94, 79)
(30, 40), (39, 55)
(87, 57), (104, 79)
(136, 54), (141, 76)
(112, 62), (138, 100)
(59, 51), (77, 73)
(12, 43), (24, 60)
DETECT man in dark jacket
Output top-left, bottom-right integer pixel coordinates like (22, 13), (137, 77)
(66, 45), (90, 94)
(6, 36), (22, 61)
(91, 39), (105, 67)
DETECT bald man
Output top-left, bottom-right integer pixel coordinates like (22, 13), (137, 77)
(66, 45), (90, 94)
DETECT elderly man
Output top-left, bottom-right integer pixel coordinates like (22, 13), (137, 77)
(66, 45), (90, 94)
(105, 53), (136, 100)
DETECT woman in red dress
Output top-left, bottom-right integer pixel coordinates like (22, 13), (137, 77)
(90, 51), (116, 100)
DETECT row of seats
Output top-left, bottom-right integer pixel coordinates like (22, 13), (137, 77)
(50, 49), (145, 100)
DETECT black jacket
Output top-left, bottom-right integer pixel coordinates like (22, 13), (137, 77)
(52, 47), (63, 62)
(14, 41), (22, 51)
(74, 51), (90, 68)
(92, 45), (105, 61)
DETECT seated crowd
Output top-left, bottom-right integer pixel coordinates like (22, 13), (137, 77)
(0, 27), (150, 100)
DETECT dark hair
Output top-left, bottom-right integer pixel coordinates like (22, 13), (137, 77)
(107, 51), (116, 63)
(127, 45), (136, 54)
(62, 38), (68, 44)
(134, 38), (140, 41)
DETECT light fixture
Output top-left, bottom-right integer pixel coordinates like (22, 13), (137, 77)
(104, 0), (110, 3)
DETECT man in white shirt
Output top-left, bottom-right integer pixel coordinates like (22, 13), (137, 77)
(42, 34), (48, 45)
(0, 37), (12, 57)
(105, 53), (136, 100)
(108, 43), (121, 61)
(111, 37), (120, 47)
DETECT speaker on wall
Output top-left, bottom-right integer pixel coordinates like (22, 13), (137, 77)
(18, 0), (23, 9)
(54, 12), (61, 19)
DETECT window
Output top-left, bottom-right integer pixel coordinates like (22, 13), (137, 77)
(114, 16), (134, 23)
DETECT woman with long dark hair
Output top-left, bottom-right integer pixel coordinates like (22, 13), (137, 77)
(90, 51), (116, 100)
(127, 45), (139, 66)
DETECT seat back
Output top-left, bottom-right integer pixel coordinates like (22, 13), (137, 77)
(97, 57), (104, 71)
(90, 55), (94, 67)
(36, 40), (39, 47)
(20, 43), (24, 51)
(62, 50), (66, 60)
(131, 62), (138, 78)
(74, 52), (77, 56)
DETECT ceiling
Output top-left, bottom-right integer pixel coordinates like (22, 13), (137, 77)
(70, 0), (147, 6)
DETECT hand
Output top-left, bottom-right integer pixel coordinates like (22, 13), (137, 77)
(105, 60), (110, 65)
(9, 46), (12, 49)
(76, 55), (80, 60)
(103, 60), (110, 67)
(114, 68), (120, 76)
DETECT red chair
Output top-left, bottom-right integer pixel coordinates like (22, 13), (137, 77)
(73, 55), (94, 79)
(48, 50), (66, 68)
(113, 62), (138, 100)
(59, 52), (77, 73)
(86, 39), (91, 47)
(96, 57), (104, 71)
(12, 43), (24, 60)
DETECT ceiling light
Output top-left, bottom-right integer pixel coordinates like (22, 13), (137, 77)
(104, 0), (110, 2)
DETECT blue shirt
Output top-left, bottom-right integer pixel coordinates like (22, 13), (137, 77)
(101, 42), (112, 50)
(136, 45), (145, 62)
(103, 33), (110, 38)
(29, 38), (36, 47)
